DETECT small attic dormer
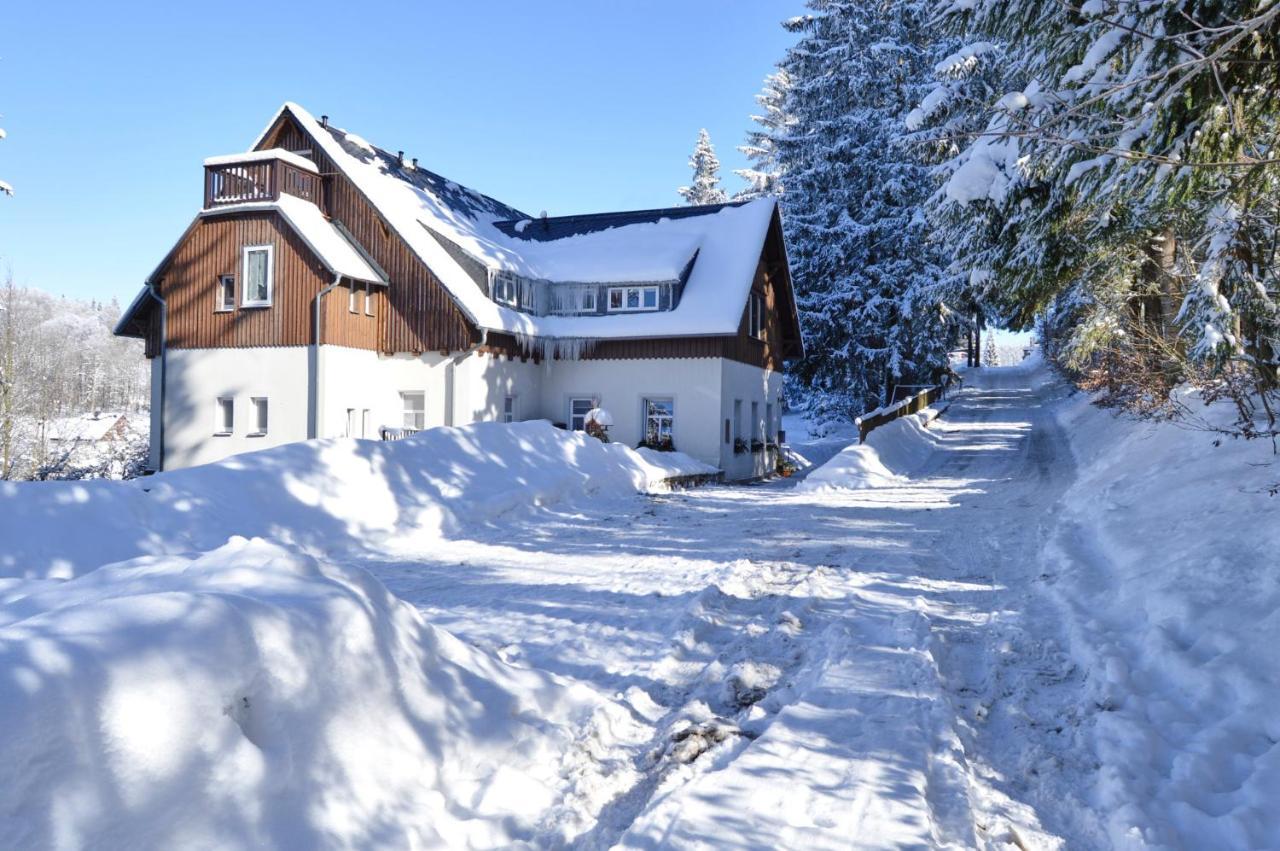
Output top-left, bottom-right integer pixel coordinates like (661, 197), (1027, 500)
(203, 148), (324, 212)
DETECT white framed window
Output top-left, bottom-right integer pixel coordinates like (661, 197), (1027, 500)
(400, 391), (425, 430)
(349, 282), (359, 313)
(361, 409), (371, 438)
(502, 395), (516, 424)
(250, 397), (269, 435)
(733, 399), (743, 442)
(214, 397), (234, 435)
(492, 272), (519, 306)
(751, 401), (761, 441)
(580, 289), (596, 312)
(364, 286), (375, 316)
(216, 275), (235, 312)
(607, 285), (660, 313)
(724, 418), (732, 445)
(766, 402), (775, 442)
(241, 244), (274, 307)
(643, 398), (674, 447)
(569, 397), (594, 431)
(748, 292), (765, 338)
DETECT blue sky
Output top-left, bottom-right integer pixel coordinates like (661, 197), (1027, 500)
(0, 1), (803, 306)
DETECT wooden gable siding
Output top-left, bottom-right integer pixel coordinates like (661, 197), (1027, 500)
(155, 211), (378, 352)
(259, 114), (477, 354)
(323, 281), (381, 349)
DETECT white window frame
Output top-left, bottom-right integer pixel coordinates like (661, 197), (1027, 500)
(642, 397), (674, 446)
(349, 282), (359, 313)
(216, 275), (236, 312)
(607, 285), (660, 313)
(250, 397), (269, 436)
(241, 244), (275, 307)
(502, 395), (516, 424)
(361, 409), (371, 438)
(751, 401), (761, 442)
(733, 399), (743, 442)
(364, 285), (375, 316)
(400, 391), (426, 430)
(569, 397), (595, 431)
(492, 272), (519, 307)
(214, 397), (234, 436)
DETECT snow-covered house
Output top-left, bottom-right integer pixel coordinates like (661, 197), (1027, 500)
(115, 103), (803, 479)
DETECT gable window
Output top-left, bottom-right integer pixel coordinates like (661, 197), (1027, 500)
(242, 245), (274, 307)
(365, 286), (375, 316)
(569, 397), (594, 431)
(250, 397), (269, 436)
(748, 292), (765, 339)
(643, 398), (674, 448)
(580, 288), (596, 312)
(492, 272), (519, 307)
(216, 275), (236, 312)
(400, 391), (425, 430)
(607, 286), (660, 313)
(214, 397), (234, 435)
(349, 282), (359, 313)
(503, 395), (516, 424)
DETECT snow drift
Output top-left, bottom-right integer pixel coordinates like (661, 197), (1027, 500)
(796, 407), (945, 493)
(0, 420), (716, 580)
(1047, 389), (1280, 847)
(0, 537), (640, 848)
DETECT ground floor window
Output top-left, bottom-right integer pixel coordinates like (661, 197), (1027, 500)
(569, 397), (594, 431)
(401, 391), (425, 430)
(643, 398), (674, 448)
(215, 397), (234, 435)
(503, 395), (516, 424)
(250, 397), (269, 435)
(362, 409), (371, 438)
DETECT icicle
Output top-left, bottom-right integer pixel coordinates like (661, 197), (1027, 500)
(511, 333), (598, 361)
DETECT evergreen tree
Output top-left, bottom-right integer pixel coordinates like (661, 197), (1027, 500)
(774, 0), (957, 424)
(677, 129), (729, 206)
(983, 333), (999, 367)
(735, 70), (792, 200)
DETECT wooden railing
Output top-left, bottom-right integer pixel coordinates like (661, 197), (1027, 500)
(204, 160), (324, 210)
(855, 378), (954, 442)
(379, 426), (421, 441)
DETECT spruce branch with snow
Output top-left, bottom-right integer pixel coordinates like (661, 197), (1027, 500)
(735, 70), (793, 201)
(677, 129), (729, 206)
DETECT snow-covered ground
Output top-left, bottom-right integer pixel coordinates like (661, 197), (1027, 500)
(2, 361), (1275, 848)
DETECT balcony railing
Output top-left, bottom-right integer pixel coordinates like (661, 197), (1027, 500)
(204, 159), (323, 210)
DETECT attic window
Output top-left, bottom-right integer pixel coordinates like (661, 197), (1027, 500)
(607, 286), (659, 313)
(241, 245), (274, 307)
(749, 292), (765, 339)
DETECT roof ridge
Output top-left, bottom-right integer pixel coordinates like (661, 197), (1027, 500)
(494, 199), (754, 227)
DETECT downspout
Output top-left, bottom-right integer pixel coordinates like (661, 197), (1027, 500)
(311, 275), (343, 439)
(146, 281), (168, 472)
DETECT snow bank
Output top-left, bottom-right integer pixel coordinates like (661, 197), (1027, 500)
(0, 420), (716, 580)
(0, 537), (637, 848)
(1047, 391), (1280, 847)
(797, 408), (945, 493)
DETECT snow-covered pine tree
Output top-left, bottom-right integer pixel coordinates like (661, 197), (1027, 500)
(922, 0), (1280, 422)
(735, 70), (792, 201)
(774, 0), (957, 425)
(983, 333), (999, 367)
(677, 129), (729, 206)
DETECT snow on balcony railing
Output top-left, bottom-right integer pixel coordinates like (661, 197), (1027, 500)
(203, 154), (323, 211)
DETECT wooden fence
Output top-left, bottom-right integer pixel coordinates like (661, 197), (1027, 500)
(855, 379), (953, 443)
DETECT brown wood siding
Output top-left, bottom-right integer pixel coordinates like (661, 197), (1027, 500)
(158, 212), (329, 349)
(260, 114), (478, 354)
(322, 281), (381, 350)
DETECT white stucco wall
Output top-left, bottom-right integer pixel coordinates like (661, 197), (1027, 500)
(162, 347), (311, 470)
(149, 357), (164, 470)
(719, 359), (784, 480)
(535, 357), (726, 470)
(318, 347), (544, 438)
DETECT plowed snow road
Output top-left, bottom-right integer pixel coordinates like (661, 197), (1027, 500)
(366, 364), (1095, 849)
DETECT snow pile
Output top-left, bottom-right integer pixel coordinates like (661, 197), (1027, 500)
(797, 408), (944, 493)
(0, 537), (639, 848)
(0, 420), (717, 580)
(1047, 391), (1280, 847)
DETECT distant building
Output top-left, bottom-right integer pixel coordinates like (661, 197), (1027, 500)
(116, 103), (804, 479)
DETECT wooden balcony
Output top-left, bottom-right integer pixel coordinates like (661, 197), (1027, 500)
(203, 157), (324, 211)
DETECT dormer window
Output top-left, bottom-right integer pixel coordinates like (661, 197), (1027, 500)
(242, 245), (274, 307)
(607, 285), (659, 312)
(492, 271), (519, 307)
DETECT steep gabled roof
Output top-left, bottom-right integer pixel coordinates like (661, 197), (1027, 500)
(253, 103), (791, 343)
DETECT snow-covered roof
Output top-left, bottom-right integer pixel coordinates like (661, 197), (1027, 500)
(47, 412), (130, 443)
(200, 194), (386, 285)
(203, 148), (319, 174)
(253, 102), (781, 340)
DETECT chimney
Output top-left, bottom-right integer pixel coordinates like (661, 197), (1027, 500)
(397, 150), (405, 167)
(411, 157), (418, 169)
(540, 210), (549, 233)
(320, 115), (329, 128)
